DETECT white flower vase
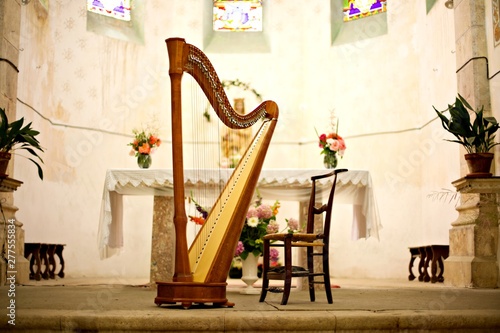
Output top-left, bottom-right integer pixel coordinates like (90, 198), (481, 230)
(240, 253), (260, 295)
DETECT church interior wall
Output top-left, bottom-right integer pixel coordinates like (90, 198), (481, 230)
(9, 0), (495, 282)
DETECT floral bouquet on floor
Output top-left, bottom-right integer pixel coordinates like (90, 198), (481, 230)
(235, 192), (281, 260)
(128, 126), (161, 169)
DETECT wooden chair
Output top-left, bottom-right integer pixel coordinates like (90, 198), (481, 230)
(259, 168), (348, 305)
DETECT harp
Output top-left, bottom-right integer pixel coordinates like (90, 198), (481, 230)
(155, 38), (279, 308)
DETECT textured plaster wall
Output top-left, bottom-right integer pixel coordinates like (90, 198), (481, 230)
(11, 0), (468, 281)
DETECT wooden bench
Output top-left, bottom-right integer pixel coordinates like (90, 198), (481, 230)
(408, 245), (449, 283)
(24, 243), (65, 281)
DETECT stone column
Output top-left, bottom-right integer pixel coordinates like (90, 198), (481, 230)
(297, 200), (308, 291)
(297, 199), (325, 291)
(0, 178), (29, 285)
(0, 0), (30, 287)
(150, 196), (175, 287)
(454, 0), (495, 175)
(445, 177), (500, 287)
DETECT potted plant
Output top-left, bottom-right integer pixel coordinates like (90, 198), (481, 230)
(0, 107), (44, 180)
(434, 94), (499, 177)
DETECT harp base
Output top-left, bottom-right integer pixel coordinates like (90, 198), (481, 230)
(155, 281), (234, 309)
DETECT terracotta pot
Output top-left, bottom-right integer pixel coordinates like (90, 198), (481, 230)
(464, 153), (494, 178)
(0, 152), (11, 178)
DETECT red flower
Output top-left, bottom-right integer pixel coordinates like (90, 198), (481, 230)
(149, 135), (161, 147)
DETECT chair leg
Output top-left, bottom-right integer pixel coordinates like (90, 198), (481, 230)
(323, 249), (333, 304)
(259, 239), (270, 302)
(281, 237), (293, 305)
(307, 247), (315, 302)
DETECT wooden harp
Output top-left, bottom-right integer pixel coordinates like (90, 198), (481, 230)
(155, 38), (279, 308)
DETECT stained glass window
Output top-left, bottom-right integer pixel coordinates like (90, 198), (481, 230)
(87, 0), (131, 22)
(343, 0), (387, 22)
(213, 0), (263, 32)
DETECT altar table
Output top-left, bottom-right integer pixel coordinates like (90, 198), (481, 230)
(98, 169), (381, 283)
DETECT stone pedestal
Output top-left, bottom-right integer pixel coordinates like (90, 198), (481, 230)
(445, 177), (500, 288)
(150, 196), (175, 287)
(0, 177), (29, 286)
(297, 199), (325, 291)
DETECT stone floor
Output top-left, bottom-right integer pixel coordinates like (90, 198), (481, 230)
(1, 277), (500, 332)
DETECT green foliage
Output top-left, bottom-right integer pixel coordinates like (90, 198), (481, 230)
(0, 108), (44, 180)
(434, 94), (500, 154)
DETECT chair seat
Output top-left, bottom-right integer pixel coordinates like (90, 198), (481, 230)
(263, 233), (323, 242)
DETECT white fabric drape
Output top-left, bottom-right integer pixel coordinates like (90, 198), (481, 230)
(98, 169), (382, 259)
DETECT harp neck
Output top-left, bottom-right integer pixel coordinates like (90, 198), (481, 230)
(166, 38), (278, 128)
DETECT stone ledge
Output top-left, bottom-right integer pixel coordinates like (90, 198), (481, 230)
(3, 309), (500, 332)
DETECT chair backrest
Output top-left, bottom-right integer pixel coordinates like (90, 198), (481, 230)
(305, 169), (348, 244)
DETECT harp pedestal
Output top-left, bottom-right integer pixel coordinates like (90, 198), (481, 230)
(155, 281), (234, 309)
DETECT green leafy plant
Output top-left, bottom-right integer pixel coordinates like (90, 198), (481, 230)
(0, 108), (44, 180)
(434, 94), (500, 154)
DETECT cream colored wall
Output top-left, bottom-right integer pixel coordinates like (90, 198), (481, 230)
(12, 0), (469, 281)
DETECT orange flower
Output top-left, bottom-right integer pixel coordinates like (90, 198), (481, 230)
(138, 143), (151, 154)
(189, 216), (205, 225)
(327, 133), (339, 140)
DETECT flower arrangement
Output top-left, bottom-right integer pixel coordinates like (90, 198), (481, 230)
(187, 192), (301, 271)
(318, 132), (346, 158)
(316, 116), (346, 168)
(236, 193), (280, 260)
(188, 194), (208, 225)
(128, 126), (161, 169)
(128, 127), (161, 157)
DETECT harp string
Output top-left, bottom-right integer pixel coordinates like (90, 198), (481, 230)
(188, 76), (226, 256)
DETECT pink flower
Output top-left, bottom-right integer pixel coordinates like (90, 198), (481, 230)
(256, 204), (273, 219)
(246, 207), (259, 218)
(327, 138), (340, 151)
(287, 218), (300, 232)
(266, 220), (279, 234)
(234, 241), (244, 256)
(269, 248), (279, 262)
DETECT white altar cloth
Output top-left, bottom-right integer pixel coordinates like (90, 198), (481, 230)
(98, 169), (381, 259)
